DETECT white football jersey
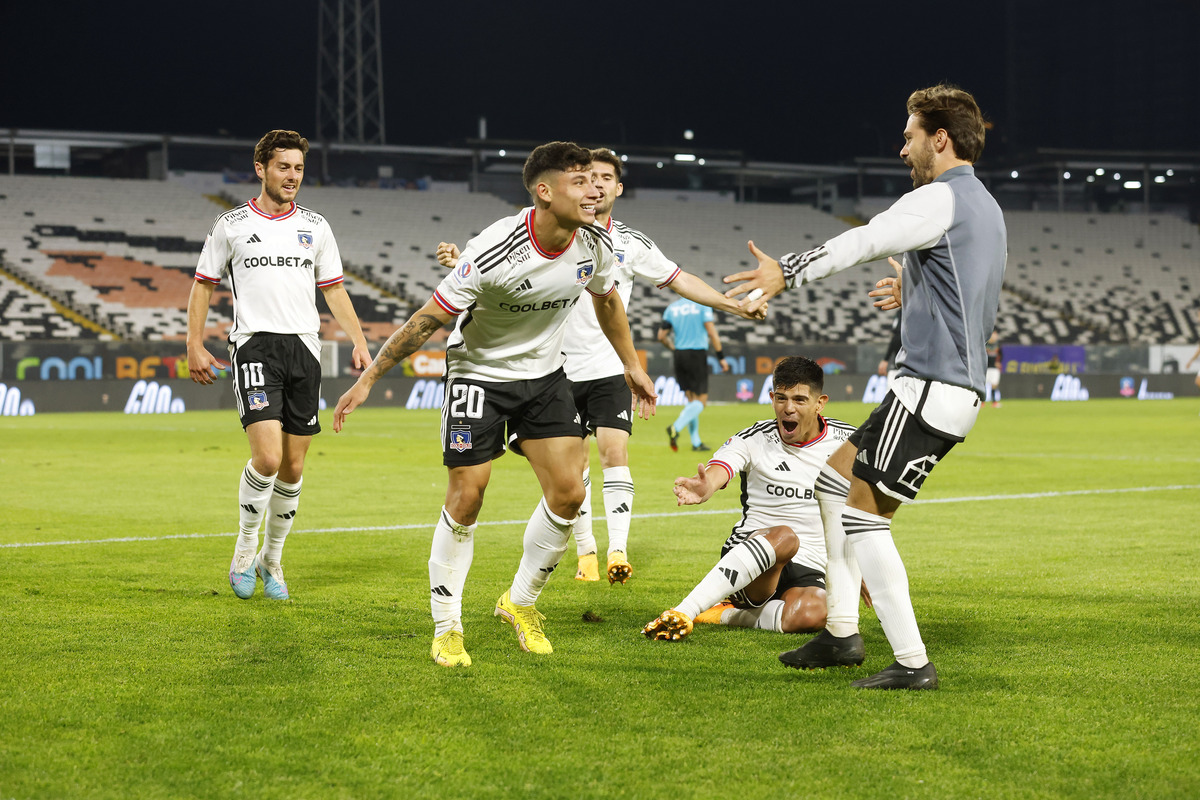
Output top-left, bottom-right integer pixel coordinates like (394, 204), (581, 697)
(434, 207), (617, 382)
(195, 199), (343, 360)
(562, 218), (681, 382)
(709, 415), (856, 572)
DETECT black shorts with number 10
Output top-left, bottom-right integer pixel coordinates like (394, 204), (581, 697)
(229, 332), (322, 435)
(441, 368), (582, 467)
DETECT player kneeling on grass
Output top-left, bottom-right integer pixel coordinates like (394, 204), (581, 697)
(643, 356), (860, 641)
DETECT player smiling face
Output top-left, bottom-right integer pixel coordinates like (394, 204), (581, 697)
(540, 164), (600, 229)
(772, 381), (828, 446)
(901, 114), (938, 189)
(591, 160), (623, 219)
(256, 147), (305, 209)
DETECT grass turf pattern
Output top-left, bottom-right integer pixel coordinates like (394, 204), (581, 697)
(2, 399), (1198, 798)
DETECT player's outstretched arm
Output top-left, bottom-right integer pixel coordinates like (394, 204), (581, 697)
(867, 256), (904, 311)
(333, 298), (452, 431)
(321, 282), (372, 368)
(673, 462), (725, 506)
(592, 291), (658, 419)
(186, 281), (220, 385)
(435, 242), (461, 268)
(669, 270), (766, 321)
(722, 240), (783, 315)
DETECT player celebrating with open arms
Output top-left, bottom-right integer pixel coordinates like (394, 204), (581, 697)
(187, 129), (371, 601)
(334, 141), (657, 668)
(436, 147), (764, 586)
(725, 85), (1007, 690)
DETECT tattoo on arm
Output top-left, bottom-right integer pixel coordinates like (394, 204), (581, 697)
(374, 314), (443, 373)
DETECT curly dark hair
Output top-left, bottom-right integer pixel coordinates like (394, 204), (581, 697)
(253, 130), (309, 168)
(522, 141), (593, 197)
(906, 84), (987, 163)
(589, 147), (623, 182)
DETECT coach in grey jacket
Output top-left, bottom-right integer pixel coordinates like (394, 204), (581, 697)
(725, 84), (1007, 690)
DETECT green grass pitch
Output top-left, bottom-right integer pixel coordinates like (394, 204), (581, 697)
(2, 398), (1198, 798)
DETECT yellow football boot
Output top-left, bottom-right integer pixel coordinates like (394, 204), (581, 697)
(575, 553), (600, 582)
(606, 550), (632, 584)
(494, 590), (553, 654)
(431, 629), (471, 668)
(642, 608), (694, 641)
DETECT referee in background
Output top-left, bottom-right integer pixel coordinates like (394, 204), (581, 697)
(658, 296), (729, 452)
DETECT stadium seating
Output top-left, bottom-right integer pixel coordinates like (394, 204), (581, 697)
(0, 175), (412, 341)
(0, 273), (91, 340)
(1, 175), (1196, 346)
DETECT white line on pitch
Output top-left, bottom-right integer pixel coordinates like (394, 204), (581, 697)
(3, 484), (1197, 550)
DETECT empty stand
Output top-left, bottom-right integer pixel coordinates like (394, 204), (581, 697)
(1, 175), (1196, 347)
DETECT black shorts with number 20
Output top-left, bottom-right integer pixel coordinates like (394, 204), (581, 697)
(229, 333), (322, 435)
(442, 368), (582, 467)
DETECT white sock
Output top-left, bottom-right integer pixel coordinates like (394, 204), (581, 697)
(262, 476), (301, 564)
(429, 507), (476, 637)
(574, 469), (597, 557)
(601, 466), (634, 555)
(237, 460), (275, 554)
(722, 599), (785, 632)
(509, 499), (573, 606)
(676, 536), (776, 619)
(816, 469), (860, 637)
(844, 508), (928, 668)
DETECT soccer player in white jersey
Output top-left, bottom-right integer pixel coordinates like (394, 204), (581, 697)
(435, 148), (761, 586)
(187, 129), (371, 601)
(333, 142), (658, 668)
(643, 356), (858, 641)
(726, 85), (1007, 690)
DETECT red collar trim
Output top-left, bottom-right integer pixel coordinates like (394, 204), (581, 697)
(782, 415), (828, 448)
(249, 198), (297, 220)
(526, 208), (574, 259)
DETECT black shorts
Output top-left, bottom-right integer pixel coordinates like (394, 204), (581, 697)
(849, 392), (957, 503)
(571, 375), (633, 436)
(673, 349), (710, 395)
(720, 530), (825, 608)
(229, 333), (321, 435)
(442, 369), (582, 467)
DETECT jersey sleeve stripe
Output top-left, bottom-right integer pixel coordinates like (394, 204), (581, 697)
(433, 290), (464, 315)
(316, 276), (344, 288)
(709, 459), (735, 487)
(655, 267), (681, 288)
(586, 282), (617, 298)
(195, 272), (222, 285)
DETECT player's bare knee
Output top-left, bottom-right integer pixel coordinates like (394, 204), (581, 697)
(761, 526), (799, 561)
(781, 593), (827, 634)
(251, 453), (281, 477)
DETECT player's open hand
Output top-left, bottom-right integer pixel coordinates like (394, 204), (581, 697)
(333, 380), (371, 432)
(868, 257), (903, 310)
(673, 463), (713, 506)
(723, 240), (784, 315)
(436, 242), (461, 268)
(625, 366), (658, 420)
(187, 346), (223, 385)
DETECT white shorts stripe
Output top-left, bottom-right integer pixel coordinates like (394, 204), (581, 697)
(876, 399), (907, 472)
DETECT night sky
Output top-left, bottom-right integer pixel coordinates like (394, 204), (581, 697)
(3, 1), (1197, 164)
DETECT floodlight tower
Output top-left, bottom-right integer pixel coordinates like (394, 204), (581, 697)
(316, 0), (386, 146)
